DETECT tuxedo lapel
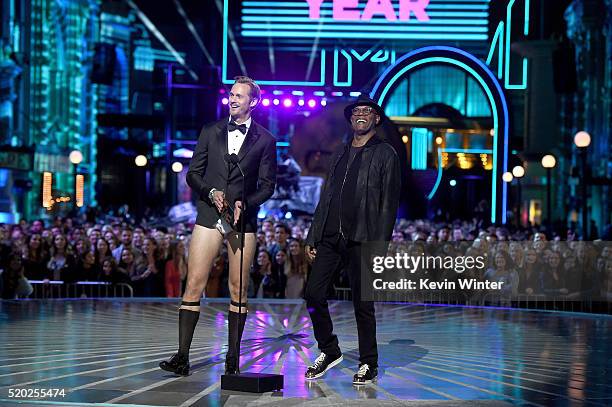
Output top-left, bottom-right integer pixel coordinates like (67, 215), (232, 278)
(215, 120), (230, 181)
(216, 120), (229, 157)
(237, 121), (260, 162)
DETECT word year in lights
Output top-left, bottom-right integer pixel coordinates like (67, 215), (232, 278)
(306, 0), (431, 21)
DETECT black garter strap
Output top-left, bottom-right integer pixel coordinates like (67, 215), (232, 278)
(181, 301), (201, 306)
(230, 300), (248, 308)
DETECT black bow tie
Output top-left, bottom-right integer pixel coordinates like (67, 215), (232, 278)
(228, 121), (247, 134)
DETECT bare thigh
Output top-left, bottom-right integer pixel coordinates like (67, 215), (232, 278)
(226, 232), (256, 312)
(181, 225), (223, 310)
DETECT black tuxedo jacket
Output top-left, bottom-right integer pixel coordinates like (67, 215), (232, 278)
(186, 118), (277, 232)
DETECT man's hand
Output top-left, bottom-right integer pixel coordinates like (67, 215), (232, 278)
(305, 245), (317, 262)
(212, 190), (225, 212)
(233, 201), (243, 226)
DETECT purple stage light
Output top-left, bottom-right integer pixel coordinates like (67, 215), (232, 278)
(273, 98), (280, 106)
(307, 99), (316, 108)
(262, 98), (270, 107)
(321, 99), (327, 106)
(298, 99), (305, 106)
(283, 98), (292, 107)
(221, 97), (229, 105)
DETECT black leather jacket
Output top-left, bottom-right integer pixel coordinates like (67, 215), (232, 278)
(305, 135), (401, 246)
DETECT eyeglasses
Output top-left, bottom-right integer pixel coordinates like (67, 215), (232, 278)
(351, 106), (374, 116)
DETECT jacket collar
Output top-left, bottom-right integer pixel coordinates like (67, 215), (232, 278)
(344, 133), (384, 150)
(215, 117), (260, 161)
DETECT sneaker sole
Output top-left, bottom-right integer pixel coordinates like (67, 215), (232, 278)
(352, 378), (373, 385)
(159, 363), (189, 376)
(305, 355), (344, 380)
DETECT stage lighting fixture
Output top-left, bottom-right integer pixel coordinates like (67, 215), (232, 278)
(262, 98), (270, 107)
(221, 97), (229, 105)
(298, 99), (305, 106)
(321, 99), (327, 106)
(283, 98), (292, 107)
(307, 99), (316, 108)
(273, 99), (280, 106)
(449, 179), (457, 187)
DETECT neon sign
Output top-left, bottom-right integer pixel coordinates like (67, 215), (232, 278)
(223, 0), (530, 91)
(306, 0), (431, 21)
(239, 1), (490, 41)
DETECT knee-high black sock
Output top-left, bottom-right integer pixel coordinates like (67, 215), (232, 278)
(226, 311), (247, 361)
(178, 309), (200, 358)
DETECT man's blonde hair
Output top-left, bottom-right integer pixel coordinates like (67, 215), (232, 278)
(233, 76), (261, 102)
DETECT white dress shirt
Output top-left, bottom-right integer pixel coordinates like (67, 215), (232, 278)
(227, 116), (251, 155)
(214, 117), (251, 235)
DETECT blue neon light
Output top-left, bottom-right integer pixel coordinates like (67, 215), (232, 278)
(334, 49), (352, 87)
(371, 46), (509, 224)
(504, 0), (528, 90)
(242, 16), (488, 25)
(411, 128), (429, 170)
(241, 24), (488, 33)
(243, 9), (488, 19)
(242, 1), (491, 7)
(241, 31), (488, 40)
(428, 149), (493, 200)
(486, 21), (504, 79)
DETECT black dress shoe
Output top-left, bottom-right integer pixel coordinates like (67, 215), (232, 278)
(304, 352), (343, 380)
(352, 363), (377, 385)
(224, 358), (240, 375)
(159, 353), (190, 376)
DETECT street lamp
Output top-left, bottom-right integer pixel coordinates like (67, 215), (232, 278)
(69, 151), (83, 209)
(69, 150), (83, 165)
(135, 155), (148, 167)
(502, 172), (514, 223)
(171, 162), (183, 173)
(512, 165), (525, 227)
(574, 131), (591, 239)
(541, 155), (556, 229)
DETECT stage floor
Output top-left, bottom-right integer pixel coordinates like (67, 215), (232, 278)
(0, 299), (610, 407)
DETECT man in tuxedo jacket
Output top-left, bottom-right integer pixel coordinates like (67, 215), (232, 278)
(160, 76), (277, 376)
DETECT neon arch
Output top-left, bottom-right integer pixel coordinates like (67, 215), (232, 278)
(370, 46), (509, 224)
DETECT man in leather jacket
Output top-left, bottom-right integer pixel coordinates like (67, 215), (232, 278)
(303, 96), (401, 385)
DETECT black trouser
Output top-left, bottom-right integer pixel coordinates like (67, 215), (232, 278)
(305, 233), (377, 367)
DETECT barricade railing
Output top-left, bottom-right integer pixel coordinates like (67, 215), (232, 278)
(28, 281), (134, 298)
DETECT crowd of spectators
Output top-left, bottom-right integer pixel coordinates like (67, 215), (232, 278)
(0, 215), (610, 305)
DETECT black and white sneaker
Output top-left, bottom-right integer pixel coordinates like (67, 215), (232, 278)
(352, 364), (377, 385)
(305, 352), (343, 380)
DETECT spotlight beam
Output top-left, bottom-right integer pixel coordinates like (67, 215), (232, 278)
(268, 36), (276, 75)
(215, 0), (248, 76)
(125, 0), (199, 81)
(305, 21), (324, 81)
(173, 0), (215, 67)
